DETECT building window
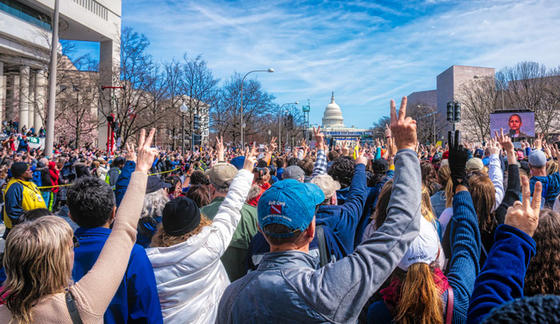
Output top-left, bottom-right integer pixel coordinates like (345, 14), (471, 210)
(72, 0), (108, 21)
(0, 0), (52, 30)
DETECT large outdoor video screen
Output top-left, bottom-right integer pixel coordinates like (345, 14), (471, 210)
(490, 111), (535, 138)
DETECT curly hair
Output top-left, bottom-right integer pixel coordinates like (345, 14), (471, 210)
(190, 170), (209, 185)
(140, 188), (170, 219)
(67, 176), (116, 228)
(524, 208), (560, 296)
(328, 156), (354, 188)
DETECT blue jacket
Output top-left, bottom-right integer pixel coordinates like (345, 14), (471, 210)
(217, 149), (422, 323)
(530, 172), (560, 207)
(467, 225), (536, 324)
(316, 163), (367, 259)
(115, 160), (136, 206)
(72, 227), (163, 324)
(367, 190), (481, 324)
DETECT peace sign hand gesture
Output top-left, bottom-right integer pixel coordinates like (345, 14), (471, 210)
(505, 176), (542, 237)
(135, 128), (158, 174)
(389, 97), (417, 151)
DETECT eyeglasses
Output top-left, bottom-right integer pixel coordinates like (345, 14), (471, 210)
(72, 236), (80, 248)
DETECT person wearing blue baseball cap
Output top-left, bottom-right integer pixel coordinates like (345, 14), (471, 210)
(217, 97), (423, 323)
(528, 145), (560, 207)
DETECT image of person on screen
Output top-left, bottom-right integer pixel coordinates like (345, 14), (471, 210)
(508, 114), (528, 138)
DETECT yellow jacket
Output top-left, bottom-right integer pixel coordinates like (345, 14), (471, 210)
(3, 178), (47, 228)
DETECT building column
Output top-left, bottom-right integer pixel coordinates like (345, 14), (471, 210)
(0, 62), (4, 127)
(19, 65), (30, 133)
(28, 71), (35, 132)
(7, 73), (19, 123)
(34, 70), (45, 132)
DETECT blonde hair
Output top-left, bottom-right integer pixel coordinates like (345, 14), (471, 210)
(395, 263), (443, 324)
(3, 216), (74, 324)
(421, 185), (436, 222)
(150, 216), (212, 247)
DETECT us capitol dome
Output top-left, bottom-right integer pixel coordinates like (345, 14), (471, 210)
(315, 91), (370, 142)
(322, 92), (344, 128)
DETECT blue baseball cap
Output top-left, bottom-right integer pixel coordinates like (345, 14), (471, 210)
(257, 179), (325, 237)
(529, 150), (546, 167)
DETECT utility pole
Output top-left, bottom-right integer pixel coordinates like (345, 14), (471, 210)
(45, 0), (59, 157)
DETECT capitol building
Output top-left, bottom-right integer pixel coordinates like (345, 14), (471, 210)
(316, 92), (369, 143)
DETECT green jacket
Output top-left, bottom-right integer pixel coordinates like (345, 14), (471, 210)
(201, 196), (258, 281)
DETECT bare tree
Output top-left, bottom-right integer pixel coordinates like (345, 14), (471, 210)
(212, 74), (275, 143)
(370, 116), (390, 139)
(498, 62), (560, 136)
(407, 102), (440, 144)
(457, 76), (499, 142)
(98, 27), (170, 148)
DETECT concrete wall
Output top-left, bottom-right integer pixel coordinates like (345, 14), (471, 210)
(407, 89), (437, 108)
(436, 65), (495, 135)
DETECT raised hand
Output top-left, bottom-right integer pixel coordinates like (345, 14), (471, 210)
(270, 137), (278, 151)
(243, 143), (258, 172)
(534, 133), (543, 151)
(125, 142), (137, 163)
(448, 130), (469, 191)
(496, 129), (514, 153)
(487, 138), (500, 156)
(313, 126), (325, 151)
(389, 96), (417, 151)
(135, 128), (158, 174)
(216, 135), (225, 162)
(355, 147), (367, 165)
(505, 176), (541, 237)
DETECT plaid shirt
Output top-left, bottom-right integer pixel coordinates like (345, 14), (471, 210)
(312, 149), (328, 177)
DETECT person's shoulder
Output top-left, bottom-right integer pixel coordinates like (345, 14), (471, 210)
(128, 243), (153, 266)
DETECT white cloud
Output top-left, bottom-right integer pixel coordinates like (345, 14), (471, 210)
(120, 0), (560, 128)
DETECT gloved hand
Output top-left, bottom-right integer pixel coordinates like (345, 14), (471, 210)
(448, 130), (469, 191)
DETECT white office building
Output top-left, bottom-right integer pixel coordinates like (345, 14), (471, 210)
(0, 0), (121, 146)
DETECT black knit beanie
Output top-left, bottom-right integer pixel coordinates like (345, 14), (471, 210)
(482, 295), (560, 323)
(11, 162), (28, 178)
(162, 197), (201, 236)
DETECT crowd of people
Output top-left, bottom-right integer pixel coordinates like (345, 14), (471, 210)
(0, 96), (558, 323)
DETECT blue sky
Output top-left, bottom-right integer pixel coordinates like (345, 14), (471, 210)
(65, 0), (560, 129)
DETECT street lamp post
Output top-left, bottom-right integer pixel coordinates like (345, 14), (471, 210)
(278, 101), (298, 151)
(180, 103), (188, 155)
(240, 68), (274, 148)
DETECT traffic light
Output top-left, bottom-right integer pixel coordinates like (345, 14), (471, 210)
(193, 134), (202, 146)
(446, 101), (461, 122)
(453, 102), (461, 122)
(447, 102), (454, 122)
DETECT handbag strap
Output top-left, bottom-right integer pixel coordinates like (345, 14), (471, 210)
(65, 291), (84, 324)
(446, 286), (454, 324)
